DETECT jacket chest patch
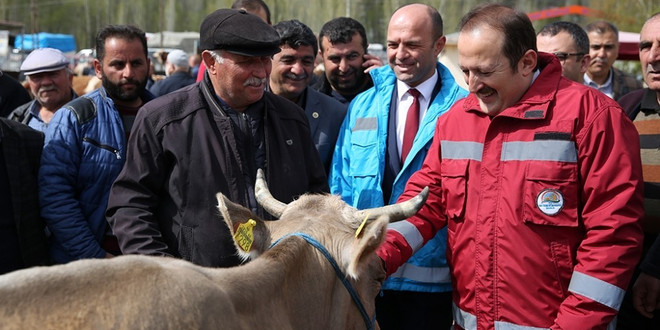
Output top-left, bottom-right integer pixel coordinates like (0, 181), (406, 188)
(536, 189), (564, 216)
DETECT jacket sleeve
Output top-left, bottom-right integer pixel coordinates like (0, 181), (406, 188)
(376, 119), (447, 275)
(553, 105), (644, 329)
(105, 110), (172, 257)
(39, 110), (107, 260)
(641, 236), (660, 279)
(328, 106), (355, 205)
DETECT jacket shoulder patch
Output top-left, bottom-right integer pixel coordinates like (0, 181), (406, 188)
(64, 97), (97, 125)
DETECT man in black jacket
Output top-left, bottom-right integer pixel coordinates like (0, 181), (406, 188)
(106, 9), (328, 268)
(312, 17), (382, 104)
(0, 118), (49, 274)
(0, 70), (31, 118)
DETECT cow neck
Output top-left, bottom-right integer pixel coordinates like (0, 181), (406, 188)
(270, 232), (376, 330)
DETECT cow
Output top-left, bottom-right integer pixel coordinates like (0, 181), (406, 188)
(0, 169), (428, 329)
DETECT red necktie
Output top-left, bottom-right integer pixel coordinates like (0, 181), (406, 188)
(401, 88), (420, 163)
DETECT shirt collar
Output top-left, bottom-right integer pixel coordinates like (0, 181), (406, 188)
(396, 69), (438, 103)
(583, 69), (613, 96)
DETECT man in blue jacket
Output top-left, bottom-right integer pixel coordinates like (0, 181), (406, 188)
(39, 25), (153, 264)
(328, 4), (467, 329)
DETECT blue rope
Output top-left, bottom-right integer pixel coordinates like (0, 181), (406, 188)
(270, 232), (376, 330)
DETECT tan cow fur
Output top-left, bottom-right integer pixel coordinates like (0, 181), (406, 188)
(0, 193), (389, 330)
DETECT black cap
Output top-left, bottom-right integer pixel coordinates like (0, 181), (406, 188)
(199, 9), (281, 57)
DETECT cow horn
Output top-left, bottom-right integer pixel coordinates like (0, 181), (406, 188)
(254, 168), (287, 218)
(355, 187), (429, 222)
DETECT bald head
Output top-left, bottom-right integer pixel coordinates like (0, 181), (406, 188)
(390, 4), (443, 40)
(387, 3), (445, 87)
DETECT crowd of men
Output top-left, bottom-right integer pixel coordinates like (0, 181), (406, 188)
(0, 0), (659, 328)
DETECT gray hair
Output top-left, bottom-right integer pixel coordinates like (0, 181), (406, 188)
(208, 50), (225, 64)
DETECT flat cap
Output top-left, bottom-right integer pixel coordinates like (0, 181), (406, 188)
(167, 49), (189, 68)
(199, 9), (280, 57)
(21, 48), (69, 75)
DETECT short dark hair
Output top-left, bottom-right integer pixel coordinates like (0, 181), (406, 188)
(95, 25), (147, 62)
(318, 17), (368, 54)
(459, 3), (536, 71)
(538, 21), (589, 55)
(585, 21), (619, 42)
(273, 19), (318, 55)
(231, 0), (271, 25)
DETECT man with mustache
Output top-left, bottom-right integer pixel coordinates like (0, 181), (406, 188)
(584, 21), (642, 101)
(313, 17), (383, 104)
(39, 25), (154, 264)
(195, 0), (271, 83)
(378, 4), (643, 329)
(9, 48), (76, 132)
(268, 19), (347, 173)
(106, 9), (328, 268)
(618, 12), (660, 328)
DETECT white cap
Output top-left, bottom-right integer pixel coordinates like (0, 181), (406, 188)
(21, 48), (69, 75)
(166, 50), (189, 68)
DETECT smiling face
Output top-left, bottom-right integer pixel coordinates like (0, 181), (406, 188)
(26, 68), (74, 111)
(269, 44), (315, 102)
(320, 34), (367, 94)
(458, 25), (536, 116)
(640, 16), (660, 94)
(204, 50), (271, 112)
(386, 4), (445, 87)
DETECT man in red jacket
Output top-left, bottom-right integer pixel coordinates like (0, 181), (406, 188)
(378, 4), (644, 329)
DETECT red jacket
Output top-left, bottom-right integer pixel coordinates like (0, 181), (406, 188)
(378, 54), (643, 329)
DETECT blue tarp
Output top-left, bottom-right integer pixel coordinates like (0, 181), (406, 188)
(14, 33), (76, 52)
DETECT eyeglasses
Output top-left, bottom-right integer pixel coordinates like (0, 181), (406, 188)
(552, 52), (584, 62)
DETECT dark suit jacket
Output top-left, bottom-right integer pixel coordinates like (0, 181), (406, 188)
(304, 88), (347, 173)
(149, 71), (196, 97)
(0, 118), (49, 269)
(612, 67), (643, 101)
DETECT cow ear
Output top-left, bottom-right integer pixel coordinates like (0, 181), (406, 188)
(346, 215), (389, 279)
(216, 193), (271, 260)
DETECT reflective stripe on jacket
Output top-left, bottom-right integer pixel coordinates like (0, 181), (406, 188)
(378, 54), (643, 329)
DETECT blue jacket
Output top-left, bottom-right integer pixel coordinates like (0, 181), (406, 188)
(39, 87), (153, 264)
(329, 63), (467, 292)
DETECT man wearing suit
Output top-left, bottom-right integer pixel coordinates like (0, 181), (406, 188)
(0, 118), (50, 274)
(269, 19), (347, 172)
(328, 4), (467, 329)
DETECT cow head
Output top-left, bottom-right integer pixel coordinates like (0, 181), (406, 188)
(216, 169), (428, 279)
(216, 169), (427, 329)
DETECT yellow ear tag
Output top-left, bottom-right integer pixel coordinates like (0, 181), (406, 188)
(355, 213), (370, 238)
(234, 219), (257, 252)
